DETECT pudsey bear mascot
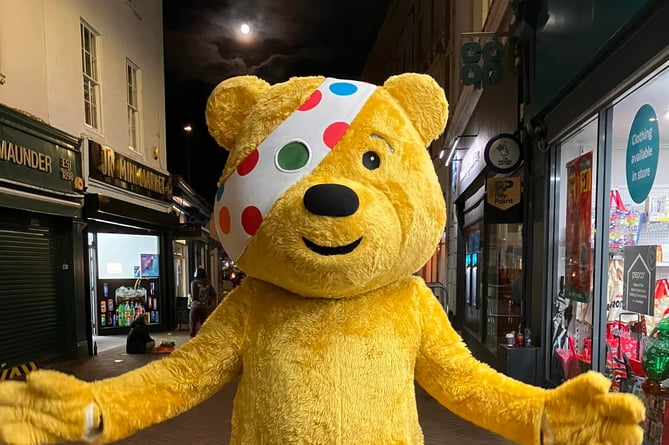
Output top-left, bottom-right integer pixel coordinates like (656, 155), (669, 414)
(0, 73), (644, 445)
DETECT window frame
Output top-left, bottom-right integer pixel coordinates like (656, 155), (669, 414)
(80, 20), (101, 130)
(126, 59), (141, 152)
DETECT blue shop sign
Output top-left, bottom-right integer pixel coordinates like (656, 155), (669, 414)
(626, 104), (659, 203)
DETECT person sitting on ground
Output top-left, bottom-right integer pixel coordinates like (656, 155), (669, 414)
(126, 313), (155, 354)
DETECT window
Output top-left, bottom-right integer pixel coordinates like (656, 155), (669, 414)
(549, 118), (599, 382)
(126, 60), (140, 151)
(484, 222), (523, 351)
(604, 63), (669, 378)
(465, 222), (483, 335)
(80, 21), (100, 129)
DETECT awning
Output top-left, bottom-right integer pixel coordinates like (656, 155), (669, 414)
(84, 194), (179, 230)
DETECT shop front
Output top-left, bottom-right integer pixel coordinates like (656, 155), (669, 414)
(446, 40), (537, 382)
(171, 175), (216, 326)
(0, 103), (87, 365)
(543, 57), (669, 383)
(83, 140), (178, 337)
(522, 0), (669, 387)
(529, 1), (669, 438)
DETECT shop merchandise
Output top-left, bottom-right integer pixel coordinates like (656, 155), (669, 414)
(0, 74), (644, 444)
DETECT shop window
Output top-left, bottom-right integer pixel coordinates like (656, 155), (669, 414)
(80, 20), (101, 130)
(485, 223), (523, 351)
(605, 63), (669, 381)
(465, 223), (483, 336)
(549, 118), (599, 382)
(173, 240), (188, 299)
(92, 233), (162, 331)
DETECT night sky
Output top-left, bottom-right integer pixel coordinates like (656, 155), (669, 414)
(162, 0), (391, 204)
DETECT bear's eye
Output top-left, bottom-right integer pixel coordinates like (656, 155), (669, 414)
(362, 151), (380, 170)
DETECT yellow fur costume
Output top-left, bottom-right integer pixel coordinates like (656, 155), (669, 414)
(0, 73), (644, 445)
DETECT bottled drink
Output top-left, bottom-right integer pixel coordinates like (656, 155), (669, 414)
(524, 327), (532, 347)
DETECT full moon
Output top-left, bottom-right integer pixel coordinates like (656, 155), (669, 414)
(240, 23), (250, 35)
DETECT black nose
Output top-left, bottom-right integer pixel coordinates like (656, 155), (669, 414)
(303, 184), (359, 217)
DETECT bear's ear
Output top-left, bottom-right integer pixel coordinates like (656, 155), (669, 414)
(205, 75), (271, 151)
(382, 73), (448, 145)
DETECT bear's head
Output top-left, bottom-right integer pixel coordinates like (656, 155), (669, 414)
(206, 73), (448, 298)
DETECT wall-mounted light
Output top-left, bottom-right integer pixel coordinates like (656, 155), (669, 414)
(446, 134), (478, 166)
(445, 137), (461, 166)
(152, 146), (159, 160)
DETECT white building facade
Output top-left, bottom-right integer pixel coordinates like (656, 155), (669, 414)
(0, 0), (177, 365)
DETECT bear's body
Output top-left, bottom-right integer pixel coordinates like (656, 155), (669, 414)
(231, 277), (427, 444)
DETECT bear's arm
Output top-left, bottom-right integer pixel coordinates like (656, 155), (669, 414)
(89, 284), (249, 443)
(413, 279), (546, 445)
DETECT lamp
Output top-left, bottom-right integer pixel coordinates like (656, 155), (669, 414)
(183, 124), (192, 183)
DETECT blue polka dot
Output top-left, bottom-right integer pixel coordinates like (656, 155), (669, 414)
(216, 185), (225, 201)
(329, 82), (358, 96)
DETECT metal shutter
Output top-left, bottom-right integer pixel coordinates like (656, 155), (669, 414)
(0, 219), (65, 367)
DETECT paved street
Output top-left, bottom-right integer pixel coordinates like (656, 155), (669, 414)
(53, 330), (513, 445)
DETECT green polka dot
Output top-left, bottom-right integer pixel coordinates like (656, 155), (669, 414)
(277, 141), (310, 171)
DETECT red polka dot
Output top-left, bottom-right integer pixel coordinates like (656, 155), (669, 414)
(298, 90), (322, 111)
(241, 206), (263, 236)
(237, 149), (259, 176)
(218, 206), (231, 234)
(323, 122), (349, 149)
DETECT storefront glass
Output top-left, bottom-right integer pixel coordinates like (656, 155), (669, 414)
(549, 117), (599, 382)
(92, 233), (162, 331)
(465, 223), (483, 336)
(485, 222), (523, 350)
(548, 61), (669, 384)
(604, 63), (669, 380)
(173, 240), (188, 299)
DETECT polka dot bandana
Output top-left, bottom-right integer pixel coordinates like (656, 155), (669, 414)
(214, 78), (377, 260)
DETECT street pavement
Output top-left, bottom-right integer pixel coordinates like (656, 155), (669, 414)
(50, 330), (513, 445)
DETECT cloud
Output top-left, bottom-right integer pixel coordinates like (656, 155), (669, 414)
(164, 0), (389, 86)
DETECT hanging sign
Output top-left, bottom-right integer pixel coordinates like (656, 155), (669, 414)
(564, 152), (592, 303)
(460, 40), (505, 88)
(623, 245), (656, 316)
(484, 133), (522, 173)
(487, 176), (521, 210)
(626, 104), (659, 204)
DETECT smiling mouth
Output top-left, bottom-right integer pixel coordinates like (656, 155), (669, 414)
(302, 236), (363, 256)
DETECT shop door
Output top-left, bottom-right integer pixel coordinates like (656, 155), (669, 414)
(0, 216), (65, 366)
(88, 242), (99, 337)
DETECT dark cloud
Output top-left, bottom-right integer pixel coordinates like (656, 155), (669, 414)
(163, 0), (390, 202)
